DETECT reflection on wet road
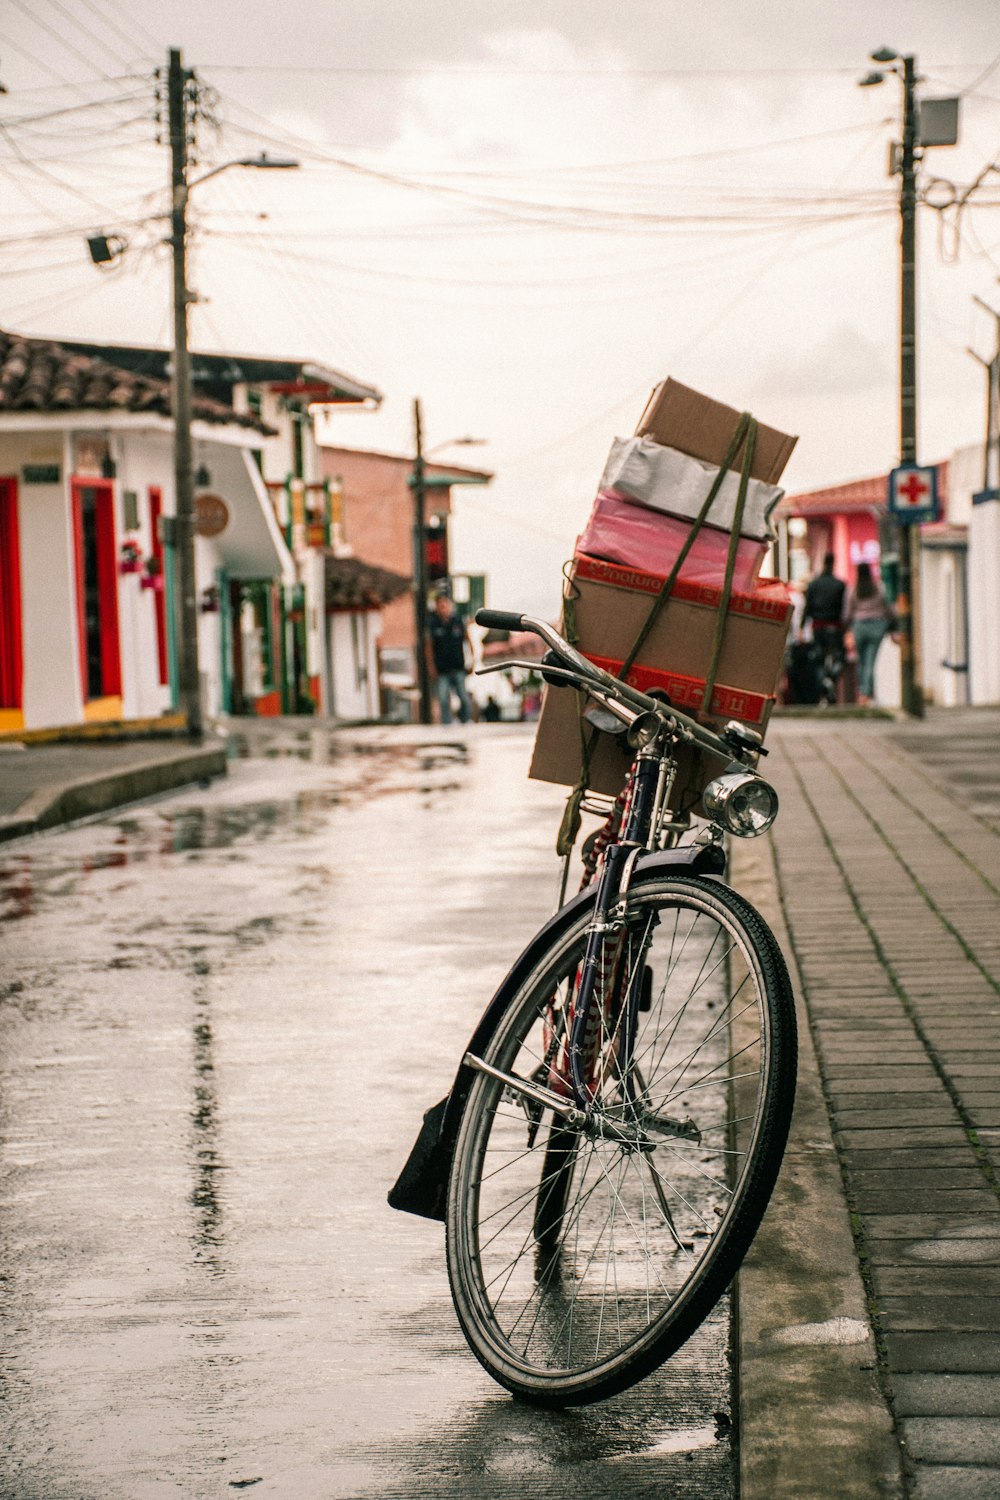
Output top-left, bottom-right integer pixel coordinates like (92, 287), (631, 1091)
(0, 725), (734, 1498)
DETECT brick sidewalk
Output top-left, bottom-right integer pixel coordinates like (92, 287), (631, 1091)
(766, 713), (1000, 1499)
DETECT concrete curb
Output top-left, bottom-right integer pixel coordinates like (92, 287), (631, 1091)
(731, 836), (904, 1499)
(0, 745), (227, 843)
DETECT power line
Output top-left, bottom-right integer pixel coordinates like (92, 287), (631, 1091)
(0, 24), (77, 87)
(0, 122), (157, 161)
(503, 123), (889, 472)
(200, 62), (928, 79)
(0, 70), (146, 97)
(370, 121), (892, 181)
(0, 119), (137, 218)
(0, 252), (105, 279)
(1, 90), (153, 128)
(7, 0), (120, 82)
(74, 0), (161, 63)
(959, 48), (1000, 98)
(41, 0), (134, 74)
(206, 86), (903, 237)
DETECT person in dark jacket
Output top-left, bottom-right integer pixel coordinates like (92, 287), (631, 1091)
(802, 552), (847, 705)
(427, 593), (471, 724)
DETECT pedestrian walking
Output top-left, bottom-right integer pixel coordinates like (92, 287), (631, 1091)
(802, 552), (847, 705)
(427, 593), (471, 724)
(845, 561), (892, 705)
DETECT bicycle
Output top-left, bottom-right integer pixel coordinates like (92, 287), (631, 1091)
(389, 609), (797, 1407)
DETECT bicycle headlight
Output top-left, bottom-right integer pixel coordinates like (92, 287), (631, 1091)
(702, 769), (779, 838)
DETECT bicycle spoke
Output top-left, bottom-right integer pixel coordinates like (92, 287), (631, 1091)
(446, 873), (795, 1401)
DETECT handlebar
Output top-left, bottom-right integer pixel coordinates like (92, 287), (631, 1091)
(476, 609), (526, 633)
(474, 608), (744, 761)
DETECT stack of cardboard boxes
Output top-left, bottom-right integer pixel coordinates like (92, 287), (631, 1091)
(529, 377), (798, 807)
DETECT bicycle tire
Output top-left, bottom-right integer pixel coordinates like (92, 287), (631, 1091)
(445, 872), (796, 1406)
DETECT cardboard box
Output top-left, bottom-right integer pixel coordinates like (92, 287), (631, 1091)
(567, 553), (792, 706)
(599, 438), (783, 541)
(636, 377), (797, 486)
(528, 552), (791, 803)
(578, 489), (767, 593)
(529, 374), (796, 806)
(528, 677), (733, 805)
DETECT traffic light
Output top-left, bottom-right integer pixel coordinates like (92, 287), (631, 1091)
(425, 515), (448, 582)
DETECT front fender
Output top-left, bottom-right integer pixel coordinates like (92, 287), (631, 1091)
(387, 840), (726, 1221)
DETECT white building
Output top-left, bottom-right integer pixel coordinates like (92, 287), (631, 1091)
(779, 434), (999, 710)
(0, 329), (297, 735)
(54, 338), (394, 723)
(0, 330), (396, 735)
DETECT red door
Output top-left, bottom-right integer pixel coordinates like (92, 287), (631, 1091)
(72, 479), (121, 701)
(0, 477), (23, 709)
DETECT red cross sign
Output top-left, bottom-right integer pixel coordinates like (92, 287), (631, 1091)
(888, 464), (939, 525)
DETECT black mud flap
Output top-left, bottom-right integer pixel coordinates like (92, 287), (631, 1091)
(387, 1095), (452, 1222)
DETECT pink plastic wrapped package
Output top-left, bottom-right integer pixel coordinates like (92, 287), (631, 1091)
(577, 489), (768, 592)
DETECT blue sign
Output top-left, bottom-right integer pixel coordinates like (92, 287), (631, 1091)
(887, 465), (940, 525)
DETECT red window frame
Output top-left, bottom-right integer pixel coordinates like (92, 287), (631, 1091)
(0, 476), (24, 709)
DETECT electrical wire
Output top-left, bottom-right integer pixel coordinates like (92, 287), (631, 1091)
(7, 0), (120, 83)
(0, 253), (100, 279)
(0, 119), (150, 220)
(207, 212), (889, 302)
(501, 122), (890, 471)
(959, 49), (1000, 98)
(0, 87), (150, 128)
(2, 261), (122, 327)
(200, 62), (888, 79)
(41, 0), (135, 75)
(0, 25), (78, 87)
(205, 86), (901, 239)
(72, 0), (160, 65)
(377, 121), (893, 181)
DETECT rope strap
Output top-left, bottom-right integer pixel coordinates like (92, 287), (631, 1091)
(555, 412), (760, 856)
(618, 412), (756, 682)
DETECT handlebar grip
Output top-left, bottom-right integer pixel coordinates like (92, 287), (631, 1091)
(475, 609), (525, 632)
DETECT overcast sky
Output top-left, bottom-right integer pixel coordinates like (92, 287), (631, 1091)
(2, 0), (999, 615)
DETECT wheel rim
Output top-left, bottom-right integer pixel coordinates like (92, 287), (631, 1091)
(448, 878), (780, 1392)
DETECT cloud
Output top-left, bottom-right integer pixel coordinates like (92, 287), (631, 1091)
(754, 321), (892, 398)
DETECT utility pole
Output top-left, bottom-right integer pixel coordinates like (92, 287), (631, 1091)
(411, 397), (432, 725)
(969, 297), (1000, 495)
(860, 49), (931, 716)
(896, 53), (924, 718)
(167, 47), (202, 740)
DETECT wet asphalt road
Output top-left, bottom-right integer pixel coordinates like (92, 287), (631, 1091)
(0, 723), (734, 1500)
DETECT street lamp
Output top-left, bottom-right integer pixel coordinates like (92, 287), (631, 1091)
(167, 47), (299, 740)
(858, 46), (923, 717)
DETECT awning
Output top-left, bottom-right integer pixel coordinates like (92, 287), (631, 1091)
(198, 443), (295, 582)
(325, 554), (411, 611)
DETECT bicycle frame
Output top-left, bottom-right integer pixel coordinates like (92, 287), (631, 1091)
(389, 606), (775, 1220)
(565, 749), (670, 1107)
(386, 839), (726, 1222)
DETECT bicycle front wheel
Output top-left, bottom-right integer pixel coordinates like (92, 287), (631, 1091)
(445, 872), (796, 1406)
